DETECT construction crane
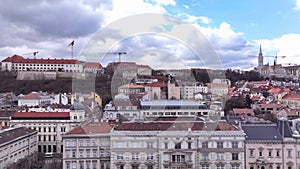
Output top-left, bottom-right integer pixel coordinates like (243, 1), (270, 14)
(23, 51), (39, 58)
(100, 52), (127, 62)
(263, 54), (286, 66)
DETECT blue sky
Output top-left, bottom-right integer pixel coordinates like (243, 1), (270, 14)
(0, 0), (300, 70)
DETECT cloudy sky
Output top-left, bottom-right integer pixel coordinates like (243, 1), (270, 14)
(1, 0), (300, 70)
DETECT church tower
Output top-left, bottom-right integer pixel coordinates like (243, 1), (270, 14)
(258, 45), (263, 74)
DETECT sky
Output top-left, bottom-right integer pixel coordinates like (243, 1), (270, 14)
(1, 0), (300, 70)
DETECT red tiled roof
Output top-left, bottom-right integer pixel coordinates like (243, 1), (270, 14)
(2, 55), (80, 64)
(268, 87), (283, 94)
(282, 94), (300, 100)
(19, 92), (41, 100)
(65, 122), (113, 135)
(232, 108), (255, 116)
(119, 84), (145, 89)
(12, 112), (70, 119)
(144, 82), (167, 87)
(259, 104), (283, 109)
(84, 62), (103, 69)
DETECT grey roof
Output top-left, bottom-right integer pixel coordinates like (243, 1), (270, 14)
(242, 124), (283, 141)
(278, 118), (293, 138)
(0, 127), (37, 146)
(140, 100), (205, 106)
(70, 101), (85, 110)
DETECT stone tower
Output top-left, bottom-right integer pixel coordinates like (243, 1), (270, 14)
(258, 45), (263, 74)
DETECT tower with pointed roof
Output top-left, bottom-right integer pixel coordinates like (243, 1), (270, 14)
(258, 45), (263, 74)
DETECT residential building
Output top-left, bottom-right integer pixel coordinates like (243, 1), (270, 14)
(110, 121), (245, 169)
(62, 122), (112, 169)
(180, 83), (208, 100)
(242, 118), (300, 169)
(10, 110), (85, 153)
(0, 127), (38, 169)
(83, 62), (103, 73)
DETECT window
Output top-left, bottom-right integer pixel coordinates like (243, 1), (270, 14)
(217, 142), (223, 148)
(232, 142), (238, 148)
(188, 142), (192, 149)
(288, 150), (292, 157)
(93, 149), (97, 157)
(48, 127), (51, 132)
(202, 142), (208, 148)
(172, 155), (185, 162)
(217, 153), (224, 160)
(202, 153), (209, 160)
(79, 140), (83, 146)
(44, 127), (46, 132)
(117, 165), (124, 169)
(86, 150), (91, 157)
(86, 140), (90, 147)
(269, 150), (272, 157)
(92, 161), (97, 169)
(61, 127), (66, 132)
(117, 153), (123, 160)
(132, 165), (139, 169)
(79, 161), (84, 169)
(259, 151), (263, 157)
(66, 150), (70, 158)
(147, 142), (153, 148)
(217, 164), (224, 169)
(72, 151), (76, 158)
(66, 162), (70, 169)
(175, 142), (181, 149)
(276, 150), (280, 157)
(201, 164), (209, 169)
(232, 153), (239, 160)
(132, 153), (139, 160)
(147, 165), (154, 169)
(231, 164), (239, 169)
(86, 161), (91, 169)
(250, 149), (254, 157)
(79, 150), (83, 157)
(165, 142), (168, 149)
(147, 153), (154, 160)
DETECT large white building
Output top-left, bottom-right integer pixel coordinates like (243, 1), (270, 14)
(1, 55), (83, 72)
(0, 127), (38, 169)
(140, 99), (224, 118)
(111, 121), (245, 169)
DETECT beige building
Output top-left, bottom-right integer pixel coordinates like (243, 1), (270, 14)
(242, 119), (300, 169)
(110, 121), (245, 169)
(62, 122), (113, 169)
(0, 127), (38, 169)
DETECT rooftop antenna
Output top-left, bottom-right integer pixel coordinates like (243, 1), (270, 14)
(68, 40), (75, 59)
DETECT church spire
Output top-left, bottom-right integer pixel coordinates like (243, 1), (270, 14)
(259, 44), (262, 55)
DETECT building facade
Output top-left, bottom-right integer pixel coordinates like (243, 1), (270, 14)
(0, 127), (38, 169)
(62, 122), (113, 169)
(1, 55), (83, 72)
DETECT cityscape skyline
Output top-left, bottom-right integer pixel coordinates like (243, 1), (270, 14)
(1, 0), (300, 70)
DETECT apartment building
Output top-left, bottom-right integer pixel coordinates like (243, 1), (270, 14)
(0, 127), (38, 169)
(110, 121), (245, 169)
(10, 111), (85, 153)
(242, 118), (300, 169)
(62, 122), (113, 169)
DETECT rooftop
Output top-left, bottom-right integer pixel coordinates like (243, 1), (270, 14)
(12, 111), (70, 120)
(0, 127), (37, 146)
(2, 55), (80, 64)
(65, 122), (113, 135)
(114, 121), (238, 131)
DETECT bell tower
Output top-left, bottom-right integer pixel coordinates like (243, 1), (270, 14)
(258, 45), (263, 74)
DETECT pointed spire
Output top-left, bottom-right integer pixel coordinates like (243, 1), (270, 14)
(259, 44), (262, 55)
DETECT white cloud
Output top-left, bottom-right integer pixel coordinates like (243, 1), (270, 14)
(294, 0), (300, 10)
(255, 34), (300, 65)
